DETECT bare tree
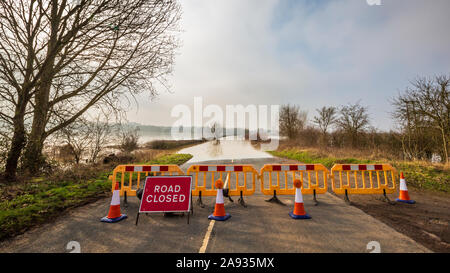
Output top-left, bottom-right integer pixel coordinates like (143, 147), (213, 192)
(0, 0), (181, 180)
(119, 126), (140, 154)
(57, 118), (92, 164)
(88, 114), (113, 163)
(313, 106), (337, 145)
(335, 102), (370, 147)
(279, 104), (308, 140)
(393, 75), (450, 163)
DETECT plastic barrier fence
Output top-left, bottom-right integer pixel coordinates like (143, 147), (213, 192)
(109, 165), (184, 198)
(186, 165), (259, 207)
(260, 164), (329, 204)
(330, 164), (397, 202)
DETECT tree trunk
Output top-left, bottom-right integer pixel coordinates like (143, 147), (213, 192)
(4, 122), (26, 181)
(22, 85), (51, 174)
(22, 4), (59, 174)
(22, 68), (54, 174)
(441, 127), (449, 164)
(3, 96), (28, 182)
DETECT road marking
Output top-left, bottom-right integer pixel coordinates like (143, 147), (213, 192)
(199, 220), (215, 253)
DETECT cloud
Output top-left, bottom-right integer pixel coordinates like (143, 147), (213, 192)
(126, 0), (450, 131)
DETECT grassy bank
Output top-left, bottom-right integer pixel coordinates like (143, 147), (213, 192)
(0, 153), (192, 241)
(270, 149), (450, 193)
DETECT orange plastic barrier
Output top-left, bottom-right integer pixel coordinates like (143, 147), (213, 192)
(260, 164), (329, 204)
(330, 164), (397, 203)
(186, 165), (258, 207)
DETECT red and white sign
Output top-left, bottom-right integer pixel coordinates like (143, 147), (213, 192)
(139, 176), (192, 213)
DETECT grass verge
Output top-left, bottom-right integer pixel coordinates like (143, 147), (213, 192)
(0, 153), (192, 241)
(269, 149), (450, 193)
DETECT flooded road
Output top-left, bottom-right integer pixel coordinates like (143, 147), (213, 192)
(177, 139), (273, 163)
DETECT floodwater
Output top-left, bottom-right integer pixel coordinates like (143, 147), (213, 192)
(177, 139), (273, 163)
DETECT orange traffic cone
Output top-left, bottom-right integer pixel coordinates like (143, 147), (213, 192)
(101, 182), (127, 223)
(208, 179), (231, 221)
(289, 179), (311, 219)
(396, 172), (415, 204)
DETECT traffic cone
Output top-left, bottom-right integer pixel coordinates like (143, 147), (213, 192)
(208, 179), (231, 221)
(289, 179), (311, 219)
(101, 182), (127, 223)
(396, 172), (415, 204)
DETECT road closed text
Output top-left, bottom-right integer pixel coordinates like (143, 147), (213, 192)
(139, 176), (192, 213)
(146, 185), (186, 203)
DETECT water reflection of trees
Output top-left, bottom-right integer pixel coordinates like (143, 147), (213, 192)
(207, 141), (223, 157)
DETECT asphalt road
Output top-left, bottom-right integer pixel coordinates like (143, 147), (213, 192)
(0, 142), (431, 253)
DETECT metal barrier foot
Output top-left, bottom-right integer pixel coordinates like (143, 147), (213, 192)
(190, 192), (194, 216)
(196, 192), (205, 208)
(238, 191), (247, 207)
(313, 190), (319, 206)
(344, 190), (352, 205)
(382, 189), (396, 205)
(123, 191), (128, 208)
(265, 191), (286, 206)
(223, 189), (234, 203)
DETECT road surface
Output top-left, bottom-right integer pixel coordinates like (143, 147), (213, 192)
(0, 140), (430, 253)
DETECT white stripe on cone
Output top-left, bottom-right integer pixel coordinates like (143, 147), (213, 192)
(216, 189), (224, 204)
(399, 178), (408, 191)
(295, 187), (304, 203)
(111, 190), (121, 206)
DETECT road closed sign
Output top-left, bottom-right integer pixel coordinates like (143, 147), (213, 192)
(139, 176), (192, 213)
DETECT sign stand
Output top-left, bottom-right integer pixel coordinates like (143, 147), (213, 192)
(186, 190), (194, 224)
(135, 211), (140, 226)
(136, 176), (193, 226)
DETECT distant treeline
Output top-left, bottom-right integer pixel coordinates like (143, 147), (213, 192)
(279, 75), (449, 164)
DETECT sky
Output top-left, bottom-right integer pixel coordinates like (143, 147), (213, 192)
(125, 0), (450, 131)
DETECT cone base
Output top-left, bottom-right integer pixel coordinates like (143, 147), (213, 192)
(289, 211), (311, 219)
(208, 213), (231, 221)
(101, 214), (127, 223)
(396, 198), (415, 204)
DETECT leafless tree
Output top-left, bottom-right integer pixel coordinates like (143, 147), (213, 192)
(313, 106), (337, 145)
(279, 104), (308, 140)
(313, 106), (337, 135)
(119, 126), (140, 153)
(392, 75), (450, 163)
(0, 0), (181, 180)
(57, 118), (92, 164)
(88, 114), (113, 164)
(335, 102), (370, 147)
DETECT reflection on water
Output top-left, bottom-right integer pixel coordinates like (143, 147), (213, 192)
(178, 139), (273, 163)
(206, 141), (223, 158)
